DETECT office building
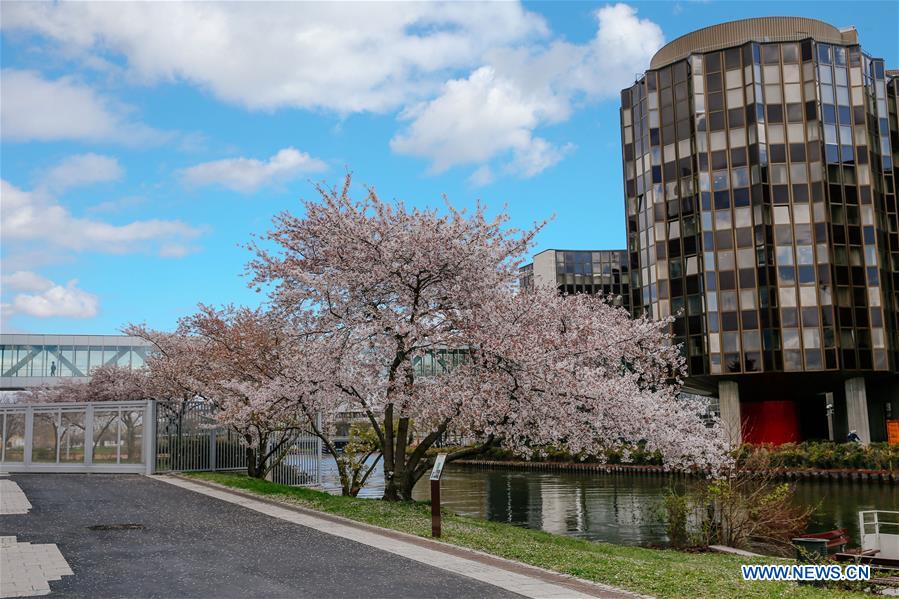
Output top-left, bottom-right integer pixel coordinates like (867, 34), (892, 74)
(619, 17), (898, 444)
(519, 249), (630, 309)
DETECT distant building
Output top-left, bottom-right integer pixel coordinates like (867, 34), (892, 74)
(0, 334), (151, 391)
(620, 17), (899, 444)
(519, 249), (630, 309)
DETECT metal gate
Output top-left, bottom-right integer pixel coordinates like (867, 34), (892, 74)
(154, 400), (321, 486)
(0, 400), (154, 474)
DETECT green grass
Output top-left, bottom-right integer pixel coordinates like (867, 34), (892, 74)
(185, 471), (870, 599)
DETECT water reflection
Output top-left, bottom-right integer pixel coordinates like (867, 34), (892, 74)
(320, 457), (897, 547)
(413, 470), (672, 545)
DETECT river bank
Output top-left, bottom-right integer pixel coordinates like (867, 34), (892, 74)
(187, 471), (871, 599)
(310, 457), (896, 551)
(455, 458), (899, 483)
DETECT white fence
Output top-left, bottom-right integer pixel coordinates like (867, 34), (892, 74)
(1, 400), (321, 487)
(153, 400), (321, 486)
(0, 400), (154, 474)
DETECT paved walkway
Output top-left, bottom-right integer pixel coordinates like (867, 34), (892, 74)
(0, 480), (32, 515)
(159, 475), (637, 598)
(0, 536), (73, 597)
(1, 479), (74, 598)
(2, 474), (640, 598)
(3, 474), (637, 598)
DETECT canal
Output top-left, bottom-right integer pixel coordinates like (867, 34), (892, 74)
(320, 459), (897, 548)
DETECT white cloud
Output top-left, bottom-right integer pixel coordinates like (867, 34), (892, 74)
(180, 147), (327, 193)
(468, 166), (495, 187)
(158, 243), (197, 258)
(507, 139), (576, 178)
(1, 271), (55, 292)
(86, 195), (146, 214)
(390, 66), (574, 179)
(1, 179), (203, 255)
(1, 2), (664, 180)
(41, 153), (123, 194)
(391, 4), (663, 176)
(1, 2), (548, 113)
(6, 276), (99, 319)
(0, 69), (166, 144)
(390, 66), (571, 176)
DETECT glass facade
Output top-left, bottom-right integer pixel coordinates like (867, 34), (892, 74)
(0, 402), (149, 468)
(519, 249), (630, 309)
(621, 24), (897, 379)
(412, 349), (469, 377)
(0, 335), (150, 383)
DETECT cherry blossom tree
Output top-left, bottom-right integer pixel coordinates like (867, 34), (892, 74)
(444, 290), (729, 470)
(123, 324), (215, 469)
(177, 304), (386, 495)
(247, 174), (728, 501)
(131, 306), (337, 479)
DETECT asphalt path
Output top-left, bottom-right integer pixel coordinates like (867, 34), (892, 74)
(3, 474), (521, 598)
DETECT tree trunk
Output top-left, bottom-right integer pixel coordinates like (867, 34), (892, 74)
(390, 435), (498, 500)
(383, 477), (402, 501)
(382, 404), (402, 501)
(246, 446), (263, 478)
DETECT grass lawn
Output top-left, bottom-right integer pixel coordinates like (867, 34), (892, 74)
(185, 471), (869, 599)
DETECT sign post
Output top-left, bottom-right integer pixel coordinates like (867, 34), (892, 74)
(429, 454), (447, 538)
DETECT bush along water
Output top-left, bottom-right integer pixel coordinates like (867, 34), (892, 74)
(735, 441), (898, 471)
(455, 441), (897, 472)
(663, 454), (815, 556)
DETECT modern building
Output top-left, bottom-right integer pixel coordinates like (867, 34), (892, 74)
(519, 249), (630, 309)
(0, 334), (151, 391)
(619, 17), (898, 444)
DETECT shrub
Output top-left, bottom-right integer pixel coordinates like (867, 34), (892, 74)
(664, 459), (815, 556)
(735, 441), (898, 471)
(664, 491), (689, 548)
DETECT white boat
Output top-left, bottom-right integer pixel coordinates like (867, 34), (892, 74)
(859, 510), (899, 561)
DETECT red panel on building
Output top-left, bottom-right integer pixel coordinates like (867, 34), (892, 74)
(741, 400), (801, 445)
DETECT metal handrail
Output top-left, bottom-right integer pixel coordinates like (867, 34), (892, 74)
(0, 400), (149, 410)
(859, 511), (899, 537)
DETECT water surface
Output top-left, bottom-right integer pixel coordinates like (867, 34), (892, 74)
(320, 457), (897, 547)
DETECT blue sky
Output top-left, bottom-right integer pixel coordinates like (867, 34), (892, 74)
(2, 1), (897, 334)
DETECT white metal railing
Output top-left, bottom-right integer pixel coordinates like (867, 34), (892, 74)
(0, 400), (154, 474)
(270, 428), (322, 487)
(0, 400), (321, 486)
(859, 510), (899, 559)
(154, 400), (321, 487)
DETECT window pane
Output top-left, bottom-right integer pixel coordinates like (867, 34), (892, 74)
(58, 347), (74, 377)
(59, 411), (86, 464)
(32, 411), (59, 463)
(45, 346), (59, 378)
(92, 411), (120, 463)
(116, 347), (131, 368)
(74, 346), (90, 376)
(121, 411), (144, 464)
(2, 413), (26, 463)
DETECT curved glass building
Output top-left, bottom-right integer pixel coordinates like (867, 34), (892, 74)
(620, 17), (898, 444)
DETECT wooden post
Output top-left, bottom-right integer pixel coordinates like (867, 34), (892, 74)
(431, 478), (441, 538)
(429, 453), (447, 538)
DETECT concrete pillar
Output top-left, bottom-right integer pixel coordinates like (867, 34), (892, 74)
(845, 377), (871, 446)
(718, 381), (742, 447)
(824, 392), (835, 442)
